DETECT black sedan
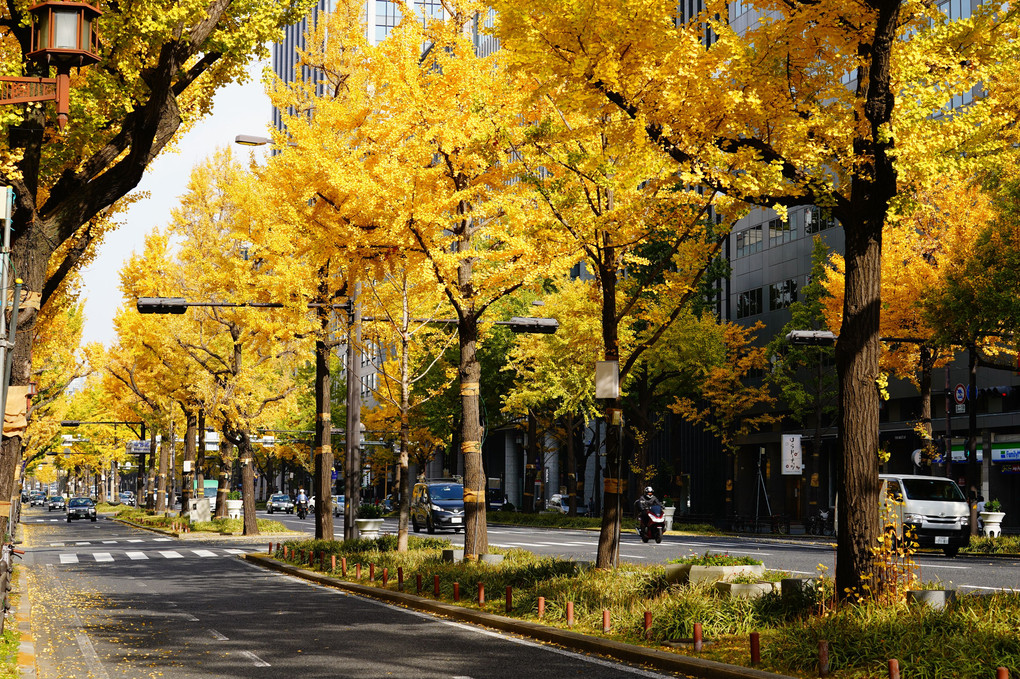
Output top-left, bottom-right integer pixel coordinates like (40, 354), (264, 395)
(266, 493), (294, 514)
(66, 497), (96, 522)
(47, 496), (66, 511)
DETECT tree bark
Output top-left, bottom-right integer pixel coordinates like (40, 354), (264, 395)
(344, 286), (362, 540)
(596, 228), (622, 569)
(460, 311), (488, 560)
(196, 410), (206, 501)
(155, 431), (170, 513)
(181, 408), (197, 514)
(313, 332), (334, 540)
(215, 437), (232, 519)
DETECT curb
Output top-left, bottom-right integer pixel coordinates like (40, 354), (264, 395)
(16, 576), (35, 678)
(111, 518), (305, 541)
(243, 553), (796, 679)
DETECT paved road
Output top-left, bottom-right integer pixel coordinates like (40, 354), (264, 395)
(21, 508), (691, 679)
(253, 509), (1020, 593)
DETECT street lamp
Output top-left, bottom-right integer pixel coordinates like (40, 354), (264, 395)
(0, 1), (102, 130)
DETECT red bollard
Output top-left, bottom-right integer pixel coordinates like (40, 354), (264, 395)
(819, 640), (830, 676)
(478, 582), (485, 606)
(602, 610), (611, 633)
(341, 557), (347, 577)
(356, 563), (362, 579)
(454, 582), (460, 602)
(434, 575), (440, 596)
(693, 622), (703, 652)
(331, 555), (336, 572)
(538, 596), (545, 619)
(566, 601), (574, 627)
(268, 543), (273, 554)
(417, 573), (423, 594)
(888, 659), (900, 679)
(750, 632), (760, 666)
(398, 567), (404, 591)
(997, 668), (1009, 679)
(506, 586), (513, 614)
(644, 611), (652, 639)
(370, 563), (375, 580)
(382, 568), (388, 587)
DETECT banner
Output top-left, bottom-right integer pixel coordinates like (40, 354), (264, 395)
(781, 434), (803, 475)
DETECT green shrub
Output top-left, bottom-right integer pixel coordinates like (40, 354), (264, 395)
(357, 503), (385, 519)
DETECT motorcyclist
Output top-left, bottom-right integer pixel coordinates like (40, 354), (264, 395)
(635, 486), (661, 529)
(296, 488), (308, 517)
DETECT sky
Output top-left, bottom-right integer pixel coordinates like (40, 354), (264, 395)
(78, 60), (273, 348)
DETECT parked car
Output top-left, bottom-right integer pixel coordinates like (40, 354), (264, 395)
(266, 493), (294, 514)
(66, 497), (97, 522)
(29, 492), (46, 507)
(333, 495), (345, 517)
(549, 494), (590, 516)
(411, 480), (464, 534)
(118, 491), (135, 506)
(47, 495), (66, 511)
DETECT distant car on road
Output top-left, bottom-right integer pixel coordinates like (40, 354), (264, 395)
(411, 480), (464, 534)
(333, 495), (345, 517)
(266, 493), (294, 514)
(66, 497), (96, 522)
(119, 491), (134, 505)
(549, 494), (590, 516)
(47, 496), (65, 511)
(29, 492), (46, 507)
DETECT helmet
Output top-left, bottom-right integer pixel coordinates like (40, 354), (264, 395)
(643, 486), (653, 495)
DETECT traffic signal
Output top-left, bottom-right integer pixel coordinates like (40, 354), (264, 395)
(136, 297), (188, 314)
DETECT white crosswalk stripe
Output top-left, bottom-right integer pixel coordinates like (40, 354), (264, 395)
(125, 552), (148, 560)
(191, 549), (217, 558)
(159, 551), (184, 559)
(54, 547), (253, 564)
(59, 554), (78, 564)
(93, 553), (114, 562)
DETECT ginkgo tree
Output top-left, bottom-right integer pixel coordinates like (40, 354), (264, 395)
(491, 0), (1020, 595)
(0, 0), (317, 525)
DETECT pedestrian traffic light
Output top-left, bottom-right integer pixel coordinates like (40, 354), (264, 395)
(136, 297), (189, 314)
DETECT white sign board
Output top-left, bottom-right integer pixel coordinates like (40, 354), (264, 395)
(595, 361), (619, 399)
(781, 434), (803, 475)
(126, 440), (150, 455)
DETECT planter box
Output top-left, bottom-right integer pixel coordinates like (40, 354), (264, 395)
(442, 549), (464, 563)
(662, 506), (676, 532)
(907, 589), (957, 610)
(480, 553), (504, 565)
(781, 577), (817, 606)
(714, 581), (778, 600)
(355, 518), (384, 539)
(225, 499), (243, 520)
(664, 563), (765, 584)
(980, 511), (1006, 538)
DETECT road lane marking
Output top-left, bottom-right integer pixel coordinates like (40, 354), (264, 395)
(208, 629), (228, 641)
(159, 551), (184, 559)
(102, 540), (117, 544)
(127, 539), (143, 543)
(154, 538), (172, 542)
(75, 632), (111, 679)
(239, 650), (270, 667)
(192, 549), (218, 558)
(93, 553), (114, 562)
(125, 552), (148, 560)
(59, 554), (78, 564)
(224, 549), (246, 555)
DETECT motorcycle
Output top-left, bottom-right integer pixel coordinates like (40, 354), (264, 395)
(296, 501), (308, 520)
(637, 503), (665, 544)
(808, 507), (834, 536)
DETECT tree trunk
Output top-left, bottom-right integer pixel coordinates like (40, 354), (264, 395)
(460, 312), (488, 560)
(215, 437), (232, 519)
(239, 435), (258, 536)
(397, 290), (412, 552)
(967, 343), (979, 535)
(146, 428), (157, 510)
(155, 431), (170, 513)
(313, 331), (334, 540)
(565, 413), (578, 516)
(181, 408), (197, 514)
(196, 410), (206, 501)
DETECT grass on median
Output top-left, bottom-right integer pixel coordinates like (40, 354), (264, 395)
(274, 535), (1020, 678)
(116, 507), (289, 534)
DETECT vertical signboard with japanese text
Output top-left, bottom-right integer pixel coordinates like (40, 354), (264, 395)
(782, 434), (803, 475)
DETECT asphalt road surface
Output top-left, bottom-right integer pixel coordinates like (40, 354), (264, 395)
(21, 507), (692, 679)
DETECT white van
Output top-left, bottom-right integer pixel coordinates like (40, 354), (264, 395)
(881, 474), (971, 557)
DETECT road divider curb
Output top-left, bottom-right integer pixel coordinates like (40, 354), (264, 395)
(243, 553), (795, 679)
(17, 580), (36, 678)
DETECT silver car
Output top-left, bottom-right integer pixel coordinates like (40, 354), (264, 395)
(266, 493), (294, 514)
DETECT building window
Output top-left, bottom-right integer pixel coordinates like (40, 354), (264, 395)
(735, 224), (762, 257)
(737, 288), (763, 319)
(768, 218), (795, 246)
(769, 279), (798, 310)
(805, 207), (838, 234)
